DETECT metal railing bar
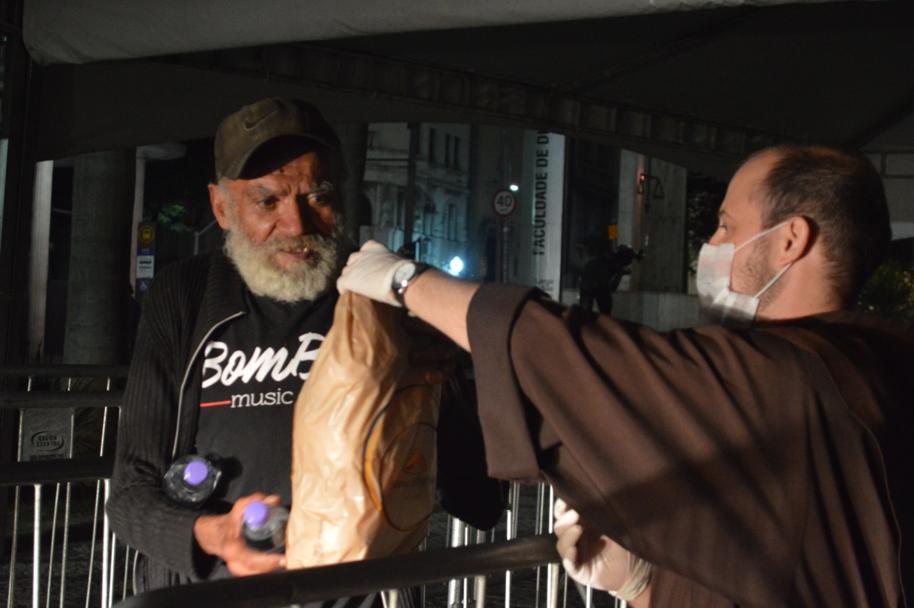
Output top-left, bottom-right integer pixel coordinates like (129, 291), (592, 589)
(121, 547), (131, 602)
(85, 481), (103, 608)
(44, 482), (61, 608)
(104, 390), (114, 607)
(6, 485), (21, 608)
(7, 384), (28, 608)
(447, 517), (465, 606)
(0, 391), (124, 409)
(32, 484), (41, 608)
(107, 536), (117, 608)
(0, 365), (128, 378)
(546, 561), (560, 608)
(563, 572), (570, 608)
(474, 529), (488, 608)
(102, 482), (110, 608)
(545, 486), (559, 608)
(86, 404), (112, 608)
(504, 481), (521, 608)
(58, 482), (72, 608)
(535, 482), (545, 608)
(0, 458), (114, 486)
(131, 551), (140, 599)
(116, 535), (560, 608)
(56, 403), (75, 608)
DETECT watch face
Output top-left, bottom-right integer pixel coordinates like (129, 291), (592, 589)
(393, 262), (417, 286)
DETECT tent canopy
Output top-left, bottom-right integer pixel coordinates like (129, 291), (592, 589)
(23, 0), (827, 65)
(22, 0), (914, 175)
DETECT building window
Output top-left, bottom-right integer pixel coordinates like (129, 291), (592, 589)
(447, 203), (457, 241)
(453, 137), (461, 169)
(396, 187), (405, 229)
(428, 128), (437, 163)
(445, 133), (452, 167)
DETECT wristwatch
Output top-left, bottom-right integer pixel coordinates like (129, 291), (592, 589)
(391, 261), (431, 306)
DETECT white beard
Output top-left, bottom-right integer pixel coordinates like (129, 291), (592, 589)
(223, 218), (348, 303)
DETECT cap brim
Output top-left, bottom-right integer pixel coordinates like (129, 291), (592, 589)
(218, 133), (336, 180)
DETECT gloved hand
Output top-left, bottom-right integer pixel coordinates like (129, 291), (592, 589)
(337, 240), (410, 307)
(554, 498), (651, 599)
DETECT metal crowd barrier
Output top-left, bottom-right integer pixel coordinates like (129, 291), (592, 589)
(1, 364), (128, 608)
(116, 535), (560, 608)
(2, 365), (626, 608)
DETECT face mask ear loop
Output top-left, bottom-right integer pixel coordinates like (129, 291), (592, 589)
(753, 262), (793, 299)
(733, 220), (790, 253)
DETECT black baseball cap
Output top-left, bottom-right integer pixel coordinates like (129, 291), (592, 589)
(214, 97), (339, 180)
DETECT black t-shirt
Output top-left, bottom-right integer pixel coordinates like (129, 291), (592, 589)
(195, 289), (337, 506)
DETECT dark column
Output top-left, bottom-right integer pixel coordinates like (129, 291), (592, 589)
(0, 9), (38, 366)
(0, 0), (33, 561)
(334, 123), (368, 244)
(63, 150), (134, 365)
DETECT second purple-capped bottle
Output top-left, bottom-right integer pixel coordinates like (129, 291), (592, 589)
(242, 501), (288, 553)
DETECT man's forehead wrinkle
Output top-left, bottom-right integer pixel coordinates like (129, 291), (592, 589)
(274, 164), (324, 185)
(245, 183), (282, 198)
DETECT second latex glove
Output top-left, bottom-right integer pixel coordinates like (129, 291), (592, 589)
(553, 498), (651, 600)
(337, 240), (410, 307)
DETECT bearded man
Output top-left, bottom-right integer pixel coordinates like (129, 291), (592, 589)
(107, 98), (502, 595)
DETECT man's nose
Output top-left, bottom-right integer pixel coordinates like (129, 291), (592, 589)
(708, 228), (726, 246)
(276, 197), (313, 236)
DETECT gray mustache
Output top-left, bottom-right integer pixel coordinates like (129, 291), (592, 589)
(267, 234), (335, 254)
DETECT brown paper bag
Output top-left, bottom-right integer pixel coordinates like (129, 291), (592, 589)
(286, 291), (440, 568)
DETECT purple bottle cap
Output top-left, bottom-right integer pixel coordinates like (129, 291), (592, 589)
(183, 459), (209, 487)
(243, 501), (269, 529)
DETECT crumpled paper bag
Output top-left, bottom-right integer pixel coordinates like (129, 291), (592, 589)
(286, 291), (440, 568)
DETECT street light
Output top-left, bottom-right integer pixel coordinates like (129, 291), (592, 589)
(446, 255), (465, 276)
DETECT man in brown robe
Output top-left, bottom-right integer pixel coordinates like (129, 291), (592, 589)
(338, 144), (912, 607)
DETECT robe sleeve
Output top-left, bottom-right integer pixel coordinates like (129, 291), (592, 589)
(467, 283), (815, 604)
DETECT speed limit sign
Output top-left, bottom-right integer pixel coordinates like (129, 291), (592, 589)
(492, 190), (517, 217)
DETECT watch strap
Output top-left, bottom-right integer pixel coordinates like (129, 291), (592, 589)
(393, 262), (432, 306)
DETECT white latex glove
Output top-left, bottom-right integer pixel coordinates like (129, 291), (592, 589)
(554, 498), (651, 600)
(337, 240), (410, 307)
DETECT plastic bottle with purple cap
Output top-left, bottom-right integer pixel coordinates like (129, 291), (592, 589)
(242, 501), (289, 553)
(162, 455), (222, 507)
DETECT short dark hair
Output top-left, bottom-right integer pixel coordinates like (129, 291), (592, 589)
(755, 144), (891, 303)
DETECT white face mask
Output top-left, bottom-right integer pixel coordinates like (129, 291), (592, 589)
(696, 221), (792, 327)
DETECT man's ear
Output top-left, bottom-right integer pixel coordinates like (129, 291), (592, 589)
(779, 215), (813, 265)
(208, 182), (232, 230)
